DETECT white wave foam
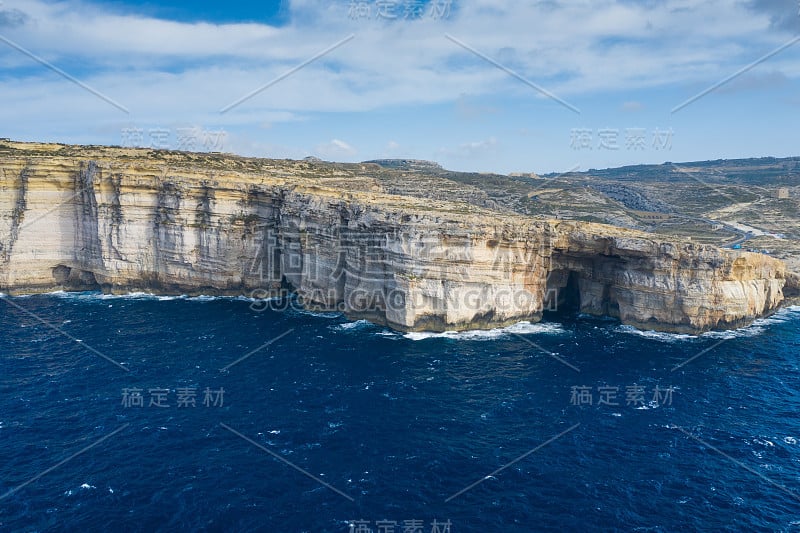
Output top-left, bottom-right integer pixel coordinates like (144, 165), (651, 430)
(616, 325), (696, 343)
(671, 326), (764, 341)
(404, 320), (566, 341)
(187, 294), (275, 303)
(31, 290), (269, 303)
(615, 307), (800, 343)
(296, 309), (342, 319)
(39, 290), (69, 296)
(187, 295), (216, 301)
(47, 290), (183, 301)
(334, 320), (374, 331)
(234, 295), (262, 302)
(700, 326), (766, 340)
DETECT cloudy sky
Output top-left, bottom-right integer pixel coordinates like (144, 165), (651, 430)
(1, 0), (799, 173)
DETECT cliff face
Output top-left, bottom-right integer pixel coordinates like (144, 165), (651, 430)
(0, 142), (789, 333)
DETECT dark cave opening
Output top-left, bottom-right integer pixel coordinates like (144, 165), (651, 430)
(558, 271), (582, 315)
(544, 270), (582, 318)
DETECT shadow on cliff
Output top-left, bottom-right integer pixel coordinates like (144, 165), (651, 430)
(544, 271), (583, 320)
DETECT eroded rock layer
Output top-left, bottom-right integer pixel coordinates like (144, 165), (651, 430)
(0, 142), (788, 333)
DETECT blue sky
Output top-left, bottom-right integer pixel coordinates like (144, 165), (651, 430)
(1, 0), (799, 174)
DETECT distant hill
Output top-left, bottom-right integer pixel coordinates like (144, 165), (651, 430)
(546, 156), (800, 185)
(363, 159), (443, 172)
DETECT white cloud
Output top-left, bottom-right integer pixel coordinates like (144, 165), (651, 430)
(1, 0), (791, 111)
(1, 0), (798, 160)
(314, 138), (357, 159)
(438, 136), (497, 158)
(379, 140), (410, 159)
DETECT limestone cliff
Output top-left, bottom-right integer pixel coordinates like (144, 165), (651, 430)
(0, 141), (789, 333)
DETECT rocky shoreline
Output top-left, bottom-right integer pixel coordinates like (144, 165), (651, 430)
(0, 141), (792, 333)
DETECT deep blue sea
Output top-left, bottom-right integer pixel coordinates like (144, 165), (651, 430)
(1, 292), (799, 532)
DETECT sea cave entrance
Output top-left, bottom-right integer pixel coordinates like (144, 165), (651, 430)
(543, 266), (623, 322)
(558, 271), (582, 315)
(543, 269), (582, 319)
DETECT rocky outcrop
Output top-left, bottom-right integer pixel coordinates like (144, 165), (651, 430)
(785, 271), (800, 302)
(0, 141), (790, 333)
(587, 183), (673, 213)
(546, 224), (786, 332)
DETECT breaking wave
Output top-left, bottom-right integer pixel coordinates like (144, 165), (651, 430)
(616, 305), (800, 342)
(403, 320), (567, 341)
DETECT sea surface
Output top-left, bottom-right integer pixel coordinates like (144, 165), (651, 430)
(1, 292), (799, 532)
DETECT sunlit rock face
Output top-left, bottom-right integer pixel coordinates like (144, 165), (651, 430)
(0, 142), (789, 333)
